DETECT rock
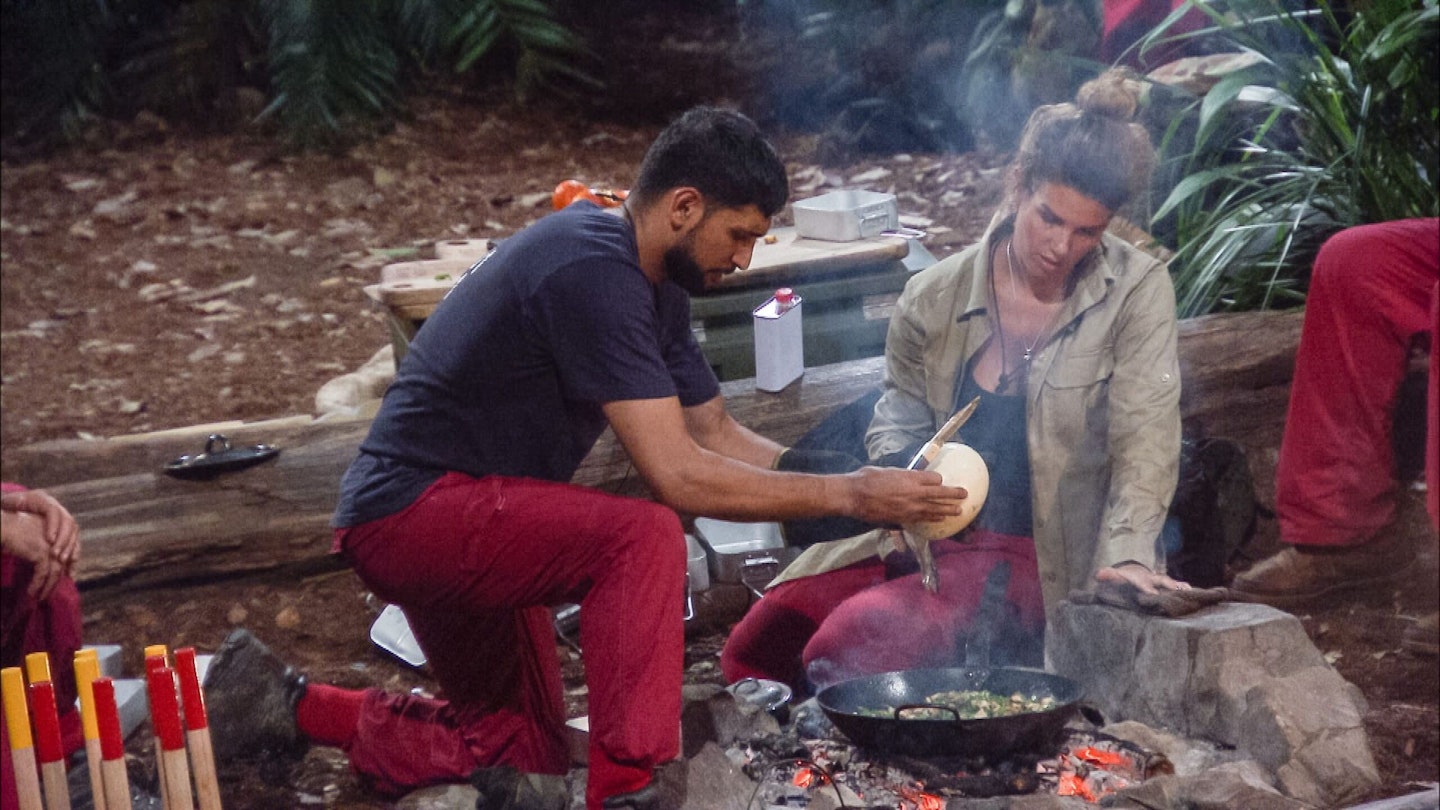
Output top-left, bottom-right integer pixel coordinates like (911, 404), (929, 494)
(680, 688), (778, 758)
(394, 782), (480, 809)
(94, 190), (141, 224)
(1100, 719), (1246, 777)
(673, 743), (755, 810)
(227, 604), (248, 625)
(848, 168), (892, 184)
(1117, 759), (1305, 810)
(1049, 599), (1378, 807)
(274, 605), (302, 630)
(1243, 667), (1378, 806)
(789, 697), (837, 740)
(314, 344), (395, 418)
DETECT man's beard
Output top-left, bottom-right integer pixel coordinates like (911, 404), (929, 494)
(663, 241), (711, 295)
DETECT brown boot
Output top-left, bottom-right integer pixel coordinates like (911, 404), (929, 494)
(1402, 613), (1439, 656)
(1229, 535), (1413, 609)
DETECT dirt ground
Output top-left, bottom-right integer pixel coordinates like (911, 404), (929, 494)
(2, 8), (1436, 808)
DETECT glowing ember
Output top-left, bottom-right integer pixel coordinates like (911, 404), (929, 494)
(793, 767), (816, 789)
(1057, 772), (1097, 802)
(897, 785), (945, 810)
(1074, 746), (1129, 768)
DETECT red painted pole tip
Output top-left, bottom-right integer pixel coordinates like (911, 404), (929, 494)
(26, 681), (63, 764)
(91, 678), (125, 761)
(145, 667), (185, 751)
(174, 648), (208, 731)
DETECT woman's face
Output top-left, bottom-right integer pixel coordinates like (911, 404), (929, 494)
(1012, 182), (1112, 280)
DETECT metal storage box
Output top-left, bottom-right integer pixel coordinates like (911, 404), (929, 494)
(692, 517), (800, 596)
(792, 190), (899, 242)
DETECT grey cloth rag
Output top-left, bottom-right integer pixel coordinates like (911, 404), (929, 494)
(1069, 582), (1231, 617)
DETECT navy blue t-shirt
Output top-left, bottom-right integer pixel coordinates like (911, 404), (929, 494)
(333, 203), (720, 527)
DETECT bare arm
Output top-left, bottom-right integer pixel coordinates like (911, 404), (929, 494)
(682, 395), (785, 468)
(603, 395), (968, 524)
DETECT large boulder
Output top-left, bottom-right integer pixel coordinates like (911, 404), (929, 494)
(1048, 600), (1379, 806)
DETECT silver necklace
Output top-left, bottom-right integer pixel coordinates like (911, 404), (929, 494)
(1006, 238), (1045, 362)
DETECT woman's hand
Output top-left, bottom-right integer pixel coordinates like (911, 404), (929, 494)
(1, 488), (80, 597)
(1095, 562), (1191, 595)
(1, 508), (67, 600)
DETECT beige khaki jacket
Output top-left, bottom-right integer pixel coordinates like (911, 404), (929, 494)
(770, 220), (1181, 622)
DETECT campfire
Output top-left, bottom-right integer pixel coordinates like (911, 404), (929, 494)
(731, 724), (1168, 808)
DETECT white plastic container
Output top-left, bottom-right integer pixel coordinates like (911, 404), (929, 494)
(754, 288), (804, 392)
(792, 190), (899, 241)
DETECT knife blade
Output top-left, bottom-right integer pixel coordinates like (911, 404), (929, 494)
(906, 396), (981, 472)
(903, 395), (981, 594)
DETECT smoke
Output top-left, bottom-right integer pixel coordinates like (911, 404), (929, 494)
(734, 0), (1104, 158)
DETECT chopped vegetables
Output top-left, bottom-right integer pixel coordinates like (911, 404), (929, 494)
(857, 689), (1058, 720)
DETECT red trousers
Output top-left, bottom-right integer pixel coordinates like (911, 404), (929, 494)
(721, 531), (1046, 695)
(330, 473), (685, 809)
(1277, 219), (1440, 546)
(2, 485), (85, 810)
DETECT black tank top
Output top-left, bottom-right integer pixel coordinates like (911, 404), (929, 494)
(953, 357), (1032, 537)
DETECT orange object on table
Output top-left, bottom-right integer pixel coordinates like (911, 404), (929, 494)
(552, 179), (627, 210)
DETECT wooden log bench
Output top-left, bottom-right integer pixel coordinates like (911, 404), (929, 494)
(4, 310), (1304, 592)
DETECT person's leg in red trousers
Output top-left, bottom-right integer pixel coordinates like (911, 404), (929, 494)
(1233, 219), (1440, 608)
(722, 532), (1044, 696)
(802, 533), (1044, 690)
(326, 472), (685, 809)
(720, 556), (889, 696)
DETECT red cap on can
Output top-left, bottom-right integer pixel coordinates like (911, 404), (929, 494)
(775, 288), (795, 306)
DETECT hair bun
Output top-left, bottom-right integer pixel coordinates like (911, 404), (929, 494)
(1076, 69), (1142, 121)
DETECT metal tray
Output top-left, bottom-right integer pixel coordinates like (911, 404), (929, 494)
(692, 518), (800, 596)
(792, 190), (899, 242)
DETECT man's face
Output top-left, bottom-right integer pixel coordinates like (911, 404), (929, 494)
(665, 204), (772, 294)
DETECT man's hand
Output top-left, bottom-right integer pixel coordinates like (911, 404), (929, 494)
(840, 466), (968, 526)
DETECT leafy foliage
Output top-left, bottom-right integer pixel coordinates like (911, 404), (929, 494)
(0, 0), (593, 148)
(1143, 0), (1439, 316)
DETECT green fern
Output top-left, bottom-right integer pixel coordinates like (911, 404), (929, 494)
(1, 0), (595, 149)
(1146, 0), (1439, 316)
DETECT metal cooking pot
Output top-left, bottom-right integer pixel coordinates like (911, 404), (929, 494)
(815, 666), (1084, 760)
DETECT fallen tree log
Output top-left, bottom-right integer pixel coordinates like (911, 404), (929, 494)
(6, 309), (1303, 591)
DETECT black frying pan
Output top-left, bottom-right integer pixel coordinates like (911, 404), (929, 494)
(815, 666), (1083, 760)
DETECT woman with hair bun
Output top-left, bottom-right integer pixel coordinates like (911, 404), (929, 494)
(722, 69), (1194, 695)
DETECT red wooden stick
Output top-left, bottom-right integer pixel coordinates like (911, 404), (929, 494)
(143, 654), (172, 810)
(27, 681), (70, 810)
(174, 648), (222, 810)
(91, 678), (133, 810)
(146, 667), (194, 810)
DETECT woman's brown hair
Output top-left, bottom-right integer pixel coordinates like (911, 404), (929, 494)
(1003, 69), (1156, 214)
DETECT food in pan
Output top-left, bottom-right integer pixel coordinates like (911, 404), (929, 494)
(857, 689), (1057, 720)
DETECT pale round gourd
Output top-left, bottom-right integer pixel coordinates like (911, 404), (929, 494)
(904, 442), (990, 540)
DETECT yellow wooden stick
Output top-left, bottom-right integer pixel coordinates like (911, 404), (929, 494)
(74, 651), (108, 810)
(3, 667), (44, 810)
(24, 652), (52, 685)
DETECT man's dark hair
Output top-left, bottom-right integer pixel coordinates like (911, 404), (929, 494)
(631, 107), (789, 219)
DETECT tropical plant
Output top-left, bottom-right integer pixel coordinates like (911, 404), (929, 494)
(1141, 0), (1439, 316)
(0, 0), (594, 149)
